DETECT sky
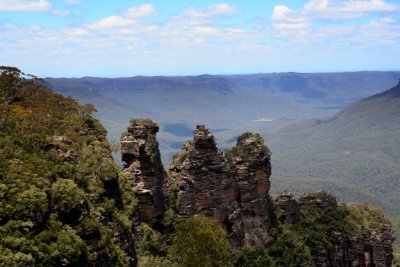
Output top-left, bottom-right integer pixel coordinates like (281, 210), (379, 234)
(0, 0), (400, 77)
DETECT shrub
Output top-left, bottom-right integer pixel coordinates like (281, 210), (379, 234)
(169, 215), (232, 267)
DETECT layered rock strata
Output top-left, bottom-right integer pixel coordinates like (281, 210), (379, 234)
(225, 132), (274, 246)
(168, 127), (273, 246)
(121, 119), (165, 224)
(168, 125), (239, 223)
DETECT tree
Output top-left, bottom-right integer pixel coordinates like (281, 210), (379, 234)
(0, 66), (42, 104)
(169, 215), (232, 267)
(0, 66), (24, 104)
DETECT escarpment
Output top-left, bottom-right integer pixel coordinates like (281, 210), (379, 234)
(121, 118), (396, 267)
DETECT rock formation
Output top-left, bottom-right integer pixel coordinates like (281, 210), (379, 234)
(121, 119), (165, 224)
(347, 223), (395, 267)
(120, 119), (395, 266)
(276, 191), (395, 267)
(225, 132), (274, 246)
(275, 190), (300, 224)
(168, 125), (239, 232)
(167, 127), (274, 246)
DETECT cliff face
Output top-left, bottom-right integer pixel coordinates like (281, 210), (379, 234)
(167, 126), (274, 246)
(121, 119), (165, 224)
(120, 119), (395, 267)
(168, 125), (238, 222)
(122, 123), (274, 247)
(276, 191), (395, 267)
(225, 132), (274, 247)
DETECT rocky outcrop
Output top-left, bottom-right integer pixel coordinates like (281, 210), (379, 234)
(168, 125), (239, 226)
(276, 191), (395, 267)
(167, 127), (273, 247)
(225, 132), (274, 247)
(275, 190), (300, 224)
(121, 119), (165, 224)
(347, 223), (395, 267)
(120, 120), (395, 266)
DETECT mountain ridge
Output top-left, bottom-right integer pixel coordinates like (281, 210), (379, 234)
(266, 80), (400, 216)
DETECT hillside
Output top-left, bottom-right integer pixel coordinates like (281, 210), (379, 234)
(267, 80), (400, 216)
(45, 72), (400, 164)
(0, 67), (137, 266)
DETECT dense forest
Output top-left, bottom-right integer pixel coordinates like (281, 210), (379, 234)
(0, 67), (397, 266)
(0, 66), (137, 265)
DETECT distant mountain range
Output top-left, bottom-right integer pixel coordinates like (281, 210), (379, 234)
(267, 80), (400, 216)
(45, 71), (400, 217)
(46, 71), (400, 160)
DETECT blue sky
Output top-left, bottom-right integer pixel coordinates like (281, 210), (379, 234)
(1, 0), (400, 77)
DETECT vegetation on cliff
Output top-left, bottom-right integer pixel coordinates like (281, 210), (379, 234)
(128, 121), (394, 267)
(0, 67), (137, 266)
(136, 192), (394, 267)
(1, 67), (396, 267)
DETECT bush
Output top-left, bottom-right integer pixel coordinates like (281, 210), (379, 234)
(169, 215), (232, 267)
(234, 246), (275, 267)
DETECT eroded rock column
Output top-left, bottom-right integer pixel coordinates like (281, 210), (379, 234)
(121, 119), (165, 224)
(168, 125), (239, 222)
(226, 132), (274, 247)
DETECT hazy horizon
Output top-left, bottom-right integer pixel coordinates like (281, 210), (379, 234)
(1, 0), (400, 77)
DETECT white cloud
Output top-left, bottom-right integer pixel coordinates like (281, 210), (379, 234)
(303, 0), (400, 19)
(124, 4), (157, 18)
(62, 28), (90, 36)
(272, 5), (307, 23)
(89, 16), (135, 29)
(64, 0), (81, 4)
(88, 4), (157, 30)
(273, 22), (310, 30)
(50, 9), (71, 17)
(272, 0), (400, 22)
(271, 0), (400, 44)
(0, 0), (51, 11)
(183, 3), (238, 18)
(193, 26), (220, 35)
(1, 1), (399, 76)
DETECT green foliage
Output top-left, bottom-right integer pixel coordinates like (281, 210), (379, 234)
(162, 209), (184, 230)
(129, 118), (158, 128)
(0, 66), (25, 104)
(267, 192), (371, 266)
(268, 84), (400, 217)
(34, 224), (87, 266)
(138, 255), (178, 267)
(138, 224), (166, 256)
(268, 225), (314, 267)
(0, 68), (137, 265)
(169, 215), (232, 267)
(233, 246), (275, 267)
(171, 141), (193, 166)
(347, 204), (389, 232)
(225, 132), (271, 161)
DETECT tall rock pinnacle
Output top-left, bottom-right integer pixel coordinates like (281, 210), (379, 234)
(121, 119), (165, 224)
(226, 132), (274, 246)
(168, 125), (238, 222)
(168, 126), (274, 246)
